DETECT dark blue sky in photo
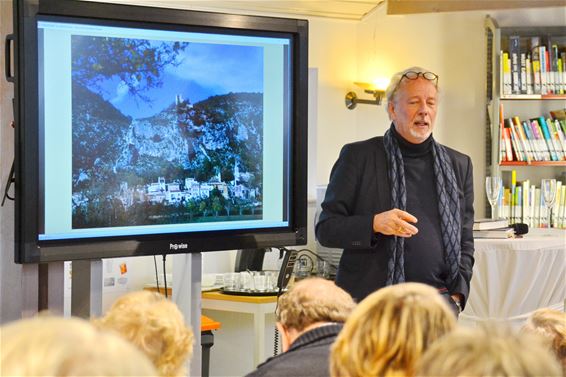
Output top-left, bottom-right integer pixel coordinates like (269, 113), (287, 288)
(90, 42), (264, 119)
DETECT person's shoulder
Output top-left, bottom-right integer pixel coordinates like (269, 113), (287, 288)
(245, 352), (290, 377)
(341, 136), (383, 155)
(441, 144), (471, 164)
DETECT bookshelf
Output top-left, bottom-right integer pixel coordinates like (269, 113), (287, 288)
(500, 161), (566, 166)
(485, 16), (566, 227)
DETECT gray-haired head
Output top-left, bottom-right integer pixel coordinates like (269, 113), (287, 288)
(385, 66), (439, 109)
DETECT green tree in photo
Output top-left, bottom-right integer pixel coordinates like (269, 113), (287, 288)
(72, 36), (189, 103)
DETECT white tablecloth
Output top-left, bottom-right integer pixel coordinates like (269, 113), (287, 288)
(460, 228), (565, 327)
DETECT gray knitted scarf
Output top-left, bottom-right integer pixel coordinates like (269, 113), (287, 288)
(383, 126), (461, 288)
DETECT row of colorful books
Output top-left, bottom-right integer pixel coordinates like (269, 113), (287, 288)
(500, 35), (565, 95)
(494, 180), (566, 229)
(498, 111), (566, 162)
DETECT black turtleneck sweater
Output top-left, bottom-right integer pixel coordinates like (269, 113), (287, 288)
(391, 127), (448, 289)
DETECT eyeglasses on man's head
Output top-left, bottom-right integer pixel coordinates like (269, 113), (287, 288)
(397, 71), (438, 88)
(388, 71), (439, 102)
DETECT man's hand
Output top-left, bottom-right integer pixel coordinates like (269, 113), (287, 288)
(373, 209), (418, 237)
(451, 293), (463, 313)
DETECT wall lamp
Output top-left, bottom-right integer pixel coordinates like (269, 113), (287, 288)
(345, 82), (386, 110)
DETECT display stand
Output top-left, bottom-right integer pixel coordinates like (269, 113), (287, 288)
(21, 255), (202, 376)
(173, 252), (202, 377)
(21, 262), (65, 318)
(71, 259), (102, 318)
(21, 264), (39, 318)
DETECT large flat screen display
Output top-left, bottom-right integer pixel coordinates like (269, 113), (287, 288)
(12, 0), (308, 262)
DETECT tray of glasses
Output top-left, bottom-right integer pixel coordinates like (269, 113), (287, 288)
(220, 288), (285, 296)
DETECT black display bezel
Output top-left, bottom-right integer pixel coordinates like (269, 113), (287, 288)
(13, 0), (308, 263)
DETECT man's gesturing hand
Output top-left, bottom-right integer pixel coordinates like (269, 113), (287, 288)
(373, 209), (418, 237)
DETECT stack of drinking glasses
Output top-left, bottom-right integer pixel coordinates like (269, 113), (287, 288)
(222, 271), (279, 294)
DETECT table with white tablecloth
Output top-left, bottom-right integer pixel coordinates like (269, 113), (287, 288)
(460, 228), (565, 327)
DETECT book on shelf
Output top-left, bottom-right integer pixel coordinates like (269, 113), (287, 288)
(502, 127), (514, 162)
(537, 117), (560, 161)
(473, 227), (515, 239)
(521, 120), (540, 161)
(560, 185), (566, 228)
(541, 45), (549, 94)
(534, 188), (541, 228)
(499, 113), (566, 162)
(530, 118), (552, 161)
(502, 102), (513, 163)
(531, 37), (542, 94)
(561, 52), (566, 94)
(506, 118), (524, 161)
(512, 116), (532, 162)
(496, 170), (566, 229)
(550, 44), (560, 94)
(525, 53), (533, 95)
(550, 119), (566, 159)
(473, 218), (509, 230)
(502, 51), (512, 95)
(509, 35), (521, 94)
(500, 35), (566, 96)
(520, 52), (528, 94)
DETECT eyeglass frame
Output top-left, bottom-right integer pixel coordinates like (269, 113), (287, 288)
(390, 71), (439, 98)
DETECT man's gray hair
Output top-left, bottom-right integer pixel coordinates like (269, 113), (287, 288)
(385, 66), (438, 108)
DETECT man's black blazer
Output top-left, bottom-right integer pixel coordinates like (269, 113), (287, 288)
(315, 136), (475, 305)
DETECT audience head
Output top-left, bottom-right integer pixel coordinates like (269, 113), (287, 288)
(522, 308), (566, 373)
(94, 290), (194, 377)
(417, 322), (562, 376)
(0, 315), (157, 376)
(330, 282), (455, 377)
(276, 277), (355, 351)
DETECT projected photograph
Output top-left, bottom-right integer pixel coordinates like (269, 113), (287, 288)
(70, 35), (264, 229)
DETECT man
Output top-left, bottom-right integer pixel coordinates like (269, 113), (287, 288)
(316, 66), (474, 314)
(246, 277), (355, 377)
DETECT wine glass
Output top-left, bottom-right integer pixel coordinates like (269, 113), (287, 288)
(541, 179), (557, 228)
(485, 176), (502, 219)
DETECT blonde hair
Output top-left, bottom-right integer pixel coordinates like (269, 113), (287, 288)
(330, 282), (455, 377)
(417, 322), (562, 377)
(276, 277), (355, 331)
(522, 308), (566, 373)
(94, 290), (194, 377)
(0, 315), (157, 376)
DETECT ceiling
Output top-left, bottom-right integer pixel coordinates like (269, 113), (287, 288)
(92, 0), (566, 20)
(142, 0), (384, 20)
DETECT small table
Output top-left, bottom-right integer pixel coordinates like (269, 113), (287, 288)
(461, 228), (565, 327)
(201, 291), (278, 367)
(201, 315), (221, 377)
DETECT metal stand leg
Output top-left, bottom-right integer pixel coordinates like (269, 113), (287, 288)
(71, 259), (102, 319)
(21, 261), (65, 318)
(173, 253), (202, 377)
(44, 262), (65, 315)
(21, 264), (39, 318)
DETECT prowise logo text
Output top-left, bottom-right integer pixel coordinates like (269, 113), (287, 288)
(169, 243), (188, 250)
